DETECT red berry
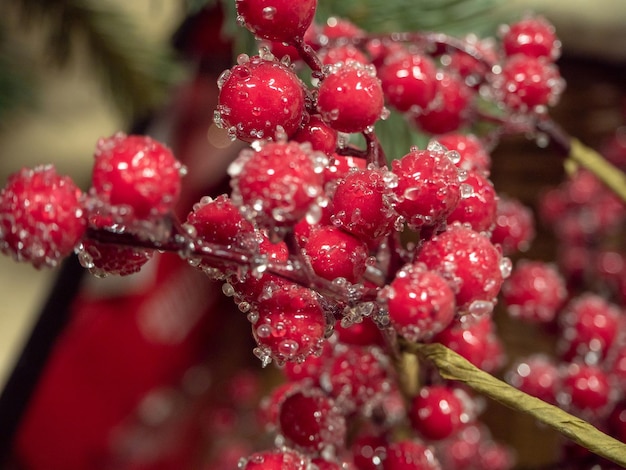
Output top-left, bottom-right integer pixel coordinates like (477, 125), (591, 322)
(351, 433), (389, 470)
(379, 52), (437, 113)
(229, 141), (326, 228)
(283, 340), (333, 382)
(216, 56), (306, 141)
(412, 72), (473, 135)
(278, 388), (346, 452)
(501, 260), (567, 323)
(446, 169), (497, 233)
(490, 196), (535, 255)
(76, 239), (153, 277)
(502, 16), (560, 60)
(252, 284), (326, 365)
(558, 294), (621, 363)
(235, 0), (317, 42)
(391, 143), (461, 230)
(497, 54), (563, 111)
(304, 225), (369, 283)
(323, 154), (367, 184)
(409, 385), (471, 441)
(292, 114), (339, 156)
(558, 362), (613, 415)
(334, 317), (385, 347)
(416, 224), (509, 316)
(90, 133), (182, 220)
(321, 17), (364, 42)
(0, 165), (86, 268)
(258, 381), (301, 431)
(320, 44), (369, 66)
(239, 448), (311, 470)
(383, 440), (441, 470)
(435, 133), (492, 174)
(317, 60), (385, 133)
(331, 168), (397, 245)
(384, 263), (456, 342)
(506, 354), (560, 404)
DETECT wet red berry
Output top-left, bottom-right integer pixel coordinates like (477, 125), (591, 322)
(292, 114), (338, 156)
(235, 0), (317, 42)
(379, 52), (437, 113)
(446, 169), (497, 233)
(435, 133), (492, 174)
(491, 196), (535, 255)
(506, 354), (560, 405)
(409, 385), (470, 441)
(239, 448), (311, 470)
(383, 440), (441, 470)
(502, 16), (560, 60)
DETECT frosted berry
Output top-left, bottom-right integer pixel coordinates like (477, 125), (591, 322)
(323, 154), (367, 184)
(412, 72), (473, 135)
(235, 0), (317, 42)
(278, 388), (346, 452)
(409, 385), (471, 441)
(76, 239), (153, 277)
(331, 168), (397, 245)
(446, 169), (497, 233)
(383, 440), (441, 470)
(229, 141), (326, 228)
(384, 263), (456, 342)
(435, 132), (491, 175)
(303, 225), (369, 283)
(252, 284), (326, 365)
(506, 354), (560, 404)
(497, 55), (563, 111)
(558, 293), (621, 363)
(491, 196), (535, 255)
(90, 133), (182, 220)
(239, 448), (311, 470)
(558, 362), (613, 415)
(0, 165), (86, 268)
(351, 433), (389, 470)
(379, 52), (437, 113)
(501, 260), (567, 323)
(416, 224), (509, 316)
(216, 56), (306, 141)
(292, 114), (338, 156)
(391, 144), (461, 230)
(502, 16), (560, 60)
(317, 61), (385, 133)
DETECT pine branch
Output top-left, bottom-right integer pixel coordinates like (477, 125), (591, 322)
(5, 0), (184, 122)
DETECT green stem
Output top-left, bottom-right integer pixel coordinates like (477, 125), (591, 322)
(403, 341), (626, 467)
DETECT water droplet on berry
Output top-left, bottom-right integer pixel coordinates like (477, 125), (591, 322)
(261, 6), (276, 19)
(217, 69), (231, 90)
(222, 282), (235, 297)
(499, 256), (513, 278)
(460, 183), (474, 198)
(236, 53), (250, 65)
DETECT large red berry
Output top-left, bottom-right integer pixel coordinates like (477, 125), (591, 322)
(331, 168), (397, 245)
(0, 165), (86, 268)
(216, 56), (306, 141)
(252, 284), (326, 365)
(303, 225), (369, 283)
(317, 60), (385, 133)
(235, 0), (317, 42)
(383, 440), (441, 470)
(409, 385), (471, 441)
(278, 388), (346, 452)
(90, 133), (182, 220)
(384, 263), (456, 342)
(391, 144), (462, 230)
(379, 52), (437, 113)
(239, 448), (311, 470)
(229, 141), (326, 228)
(502, 16), (560, 60)
(501, 260), (567, 323)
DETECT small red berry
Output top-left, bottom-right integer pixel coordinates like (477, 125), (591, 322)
(292, 114), (338, 156)
(491, 196), (535, 255)
(379, 52), (437, 113)
(446, 169), (498, 233)
(320, 44), (369, 66)
(76, 239), (153, 277)
(506, 354), (560, 404)
(239, 448), (311, 470)
(0, 165), (86, 268)
(435, 133), (492, 174)
(216, 56), (306, 141)
(235, 0), (317, 42)
(558, 362), (613, 415)
(383, 440), (441, 470)
(317, 61), (385, 133)
(409, 385), (471, 441)
(502, 16), (560, 60)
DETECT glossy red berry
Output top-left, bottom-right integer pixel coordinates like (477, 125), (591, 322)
(416, 224), (509, 316)
(384, 263), (456, 342)
(229, 141), (326, 228)
(235, 0), (317, 42)
(291, 114), (338, 156)
(491, 196), (535, 255)
(497, 54), (563, 111)
(379, 53), (437, 113)
(331, 168), (397, 245)
(320, 44), (369, 66)
(383, 440), (441, 470)
(216, 56), (306, 141)
(435, 133), (492, 174)
(239, 448), (311, 470)
(303, 225), (369, 283)
(446, 169), (498, 233)
(501, 260), (567, 323)
(317, 61), (385, 133)
(252, 284), (326, 365)
(90, 133), (182, 220)
(502, 16), (560, 60)
(409, 385), (470, 441)
(76, 239), (153, 277)
(323, 154), (367, 184)
(321, 17), (364, 41)
(278, 388), (346, 452)
(391, 143), (461, 230)
(351, 433), (389, 470)
(506, 354), (560, 404)
(0, 165), (86, 268)
(558, 362), (613, 415)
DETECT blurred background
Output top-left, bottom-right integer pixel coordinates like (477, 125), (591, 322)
(0, 0), (625, 468)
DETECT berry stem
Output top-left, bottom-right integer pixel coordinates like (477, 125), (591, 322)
(405, 340), (626, 467)
(363, 130), (387, 167)
(292, 37), (324, 78)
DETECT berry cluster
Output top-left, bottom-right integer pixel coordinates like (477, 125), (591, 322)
(1, 0), (625, 467)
